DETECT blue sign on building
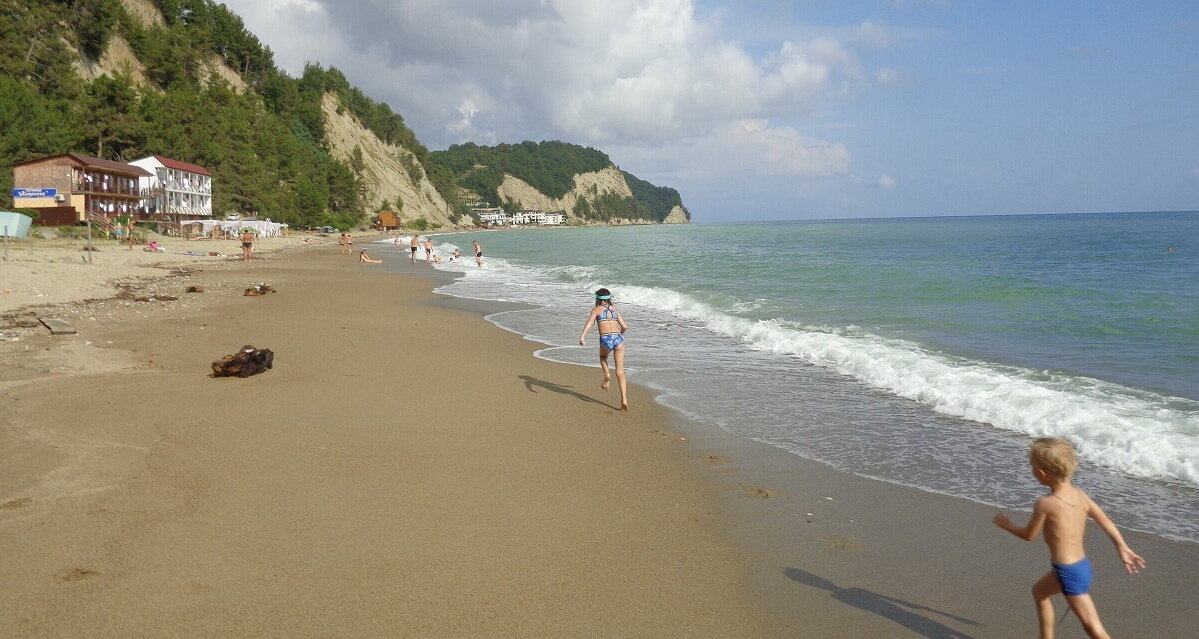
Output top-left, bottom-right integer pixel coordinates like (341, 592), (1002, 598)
(11, 188), (58, 199)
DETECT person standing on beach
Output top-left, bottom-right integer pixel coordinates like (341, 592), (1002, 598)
(424, 237), (434, 262)
(578, 288), (629, 411)
(240, 229), (255, 262)
(409, 235), (420, 263)
(472, 240), (484, 267)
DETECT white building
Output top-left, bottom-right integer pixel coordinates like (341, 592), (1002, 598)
(474, 207), (510, 226)
(516, 210), (565, 226)
(129, 155), (213, 221)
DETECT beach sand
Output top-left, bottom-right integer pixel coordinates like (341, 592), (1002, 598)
(2, 240), (1195, 637)
(0, 233), (334, 315)
(0, 245), (776, 637)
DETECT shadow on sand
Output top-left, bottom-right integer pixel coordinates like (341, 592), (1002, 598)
(518, 375), (618, 410)
(784, 568), (981, 638)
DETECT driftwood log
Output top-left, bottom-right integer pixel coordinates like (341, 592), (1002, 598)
(211, 345), (274, 378)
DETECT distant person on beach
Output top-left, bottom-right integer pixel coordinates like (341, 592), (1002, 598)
(449, 249), (461, 263)
(338, 233), (349, 254)
(472, 240), (483, 267)
(359, 250), (381, 264)
(409, 235), (420, 262)
(993, 437), (1145, 639)
(424, 237), (434, 261)
(578, 288), (629, 411)
(240, 229), (255, 262)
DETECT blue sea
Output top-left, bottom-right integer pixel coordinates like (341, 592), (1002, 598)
(381, 211), (1199, 543)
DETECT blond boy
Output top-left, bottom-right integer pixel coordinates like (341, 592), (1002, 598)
(994, 437), (1145, 638)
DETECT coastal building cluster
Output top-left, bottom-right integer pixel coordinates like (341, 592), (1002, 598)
(473, 207), (565, 227)
(10, 153), (213, 233)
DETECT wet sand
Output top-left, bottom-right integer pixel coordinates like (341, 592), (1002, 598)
(0, 246), (776, 637)
(2, 241), (1195, 637)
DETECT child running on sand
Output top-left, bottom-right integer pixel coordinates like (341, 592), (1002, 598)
(578, 288), (629, 411)
(993, 437), (1145, 639)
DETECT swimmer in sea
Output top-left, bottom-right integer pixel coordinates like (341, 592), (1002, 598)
(578, 288), (629, 411)
(472, 240), (484, 267)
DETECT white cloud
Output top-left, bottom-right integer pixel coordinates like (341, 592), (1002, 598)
(223, 0), (886, 182)
(874, 68), (905, 86)
(713, 120), (851, 176)
(878, 174), (897, 189)
(855, 21), (897, 48)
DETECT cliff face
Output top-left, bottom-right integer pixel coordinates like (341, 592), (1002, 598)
(497, 166), (634, 217)
(496, 165), (690, 224)
(73, 35), (152, 87)
(662, 206), (689, 223)
(320, 93), (458, 229)
(433, 141), (690, 225)
(115, 0), (247, 92)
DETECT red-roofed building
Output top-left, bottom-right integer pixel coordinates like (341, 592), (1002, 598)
(129, 155), (213, 224)
(10, 153), (151, 226)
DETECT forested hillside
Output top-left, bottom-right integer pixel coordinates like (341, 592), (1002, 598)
(431, 141), (688, 223)
(1, 0), (687, 227)
(0, 0), (459, 228)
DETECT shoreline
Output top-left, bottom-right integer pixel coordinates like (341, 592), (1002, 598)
(2, 240), (1195, 637)
(0, 242), (777, 637)
(411, 243), (1199, 637)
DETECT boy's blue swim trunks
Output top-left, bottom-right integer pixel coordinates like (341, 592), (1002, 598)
(1051, 557), (1093, 596)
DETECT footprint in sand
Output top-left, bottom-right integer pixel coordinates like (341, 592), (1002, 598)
(746, 487), (777, 499)
(706, 454), (728, 465)
(1, 497), (33, 510)
(58, 568), (102, 582)
(827, 537), (860, 550)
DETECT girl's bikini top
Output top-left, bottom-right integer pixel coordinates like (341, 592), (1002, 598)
(597, 304), (621, 335)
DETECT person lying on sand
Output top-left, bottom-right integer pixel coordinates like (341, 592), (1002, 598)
(359, 250), (382, 264)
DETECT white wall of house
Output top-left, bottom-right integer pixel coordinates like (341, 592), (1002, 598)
(129, 157), (213, 218)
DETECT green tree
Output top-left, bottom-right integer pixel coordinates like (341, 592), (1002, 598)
(80, 74), (144, 158)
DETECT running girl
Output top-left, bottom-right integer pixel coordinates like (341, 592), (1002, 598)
(578, 288), (629, 411)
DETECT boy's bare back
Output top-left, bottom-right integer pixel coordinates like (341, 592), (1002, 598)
(1037, 485), (1091, 564)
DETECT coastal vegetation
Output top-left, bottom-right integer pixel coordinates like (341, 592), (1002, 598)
(430, 141), (689, 223)
(0, 0), (687, 227)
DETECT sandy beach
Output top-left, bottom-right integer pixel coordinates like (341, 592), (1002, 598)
(0, 242), (775, 637)
(2, 238), (1196, 637)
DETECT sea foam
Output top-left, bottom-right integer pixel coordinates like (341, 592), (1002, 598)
(432, 251), (1199, 487)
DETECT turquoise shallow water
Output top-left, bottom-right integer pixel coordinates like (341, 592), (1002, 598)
(385, 211), (1199, 542)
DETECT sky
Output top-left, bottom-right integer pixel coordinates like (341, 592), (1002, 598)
(221, 0), (1199, 222)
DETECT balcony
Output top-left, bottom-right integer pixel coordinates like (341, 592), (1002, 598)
(160, 178), (212, 195)
(72, 178), (141, 197)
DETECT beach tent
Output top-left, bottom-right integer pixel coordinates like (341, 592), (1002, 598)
(181, 219), (286, 238)
(0, 211), (33, 239)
